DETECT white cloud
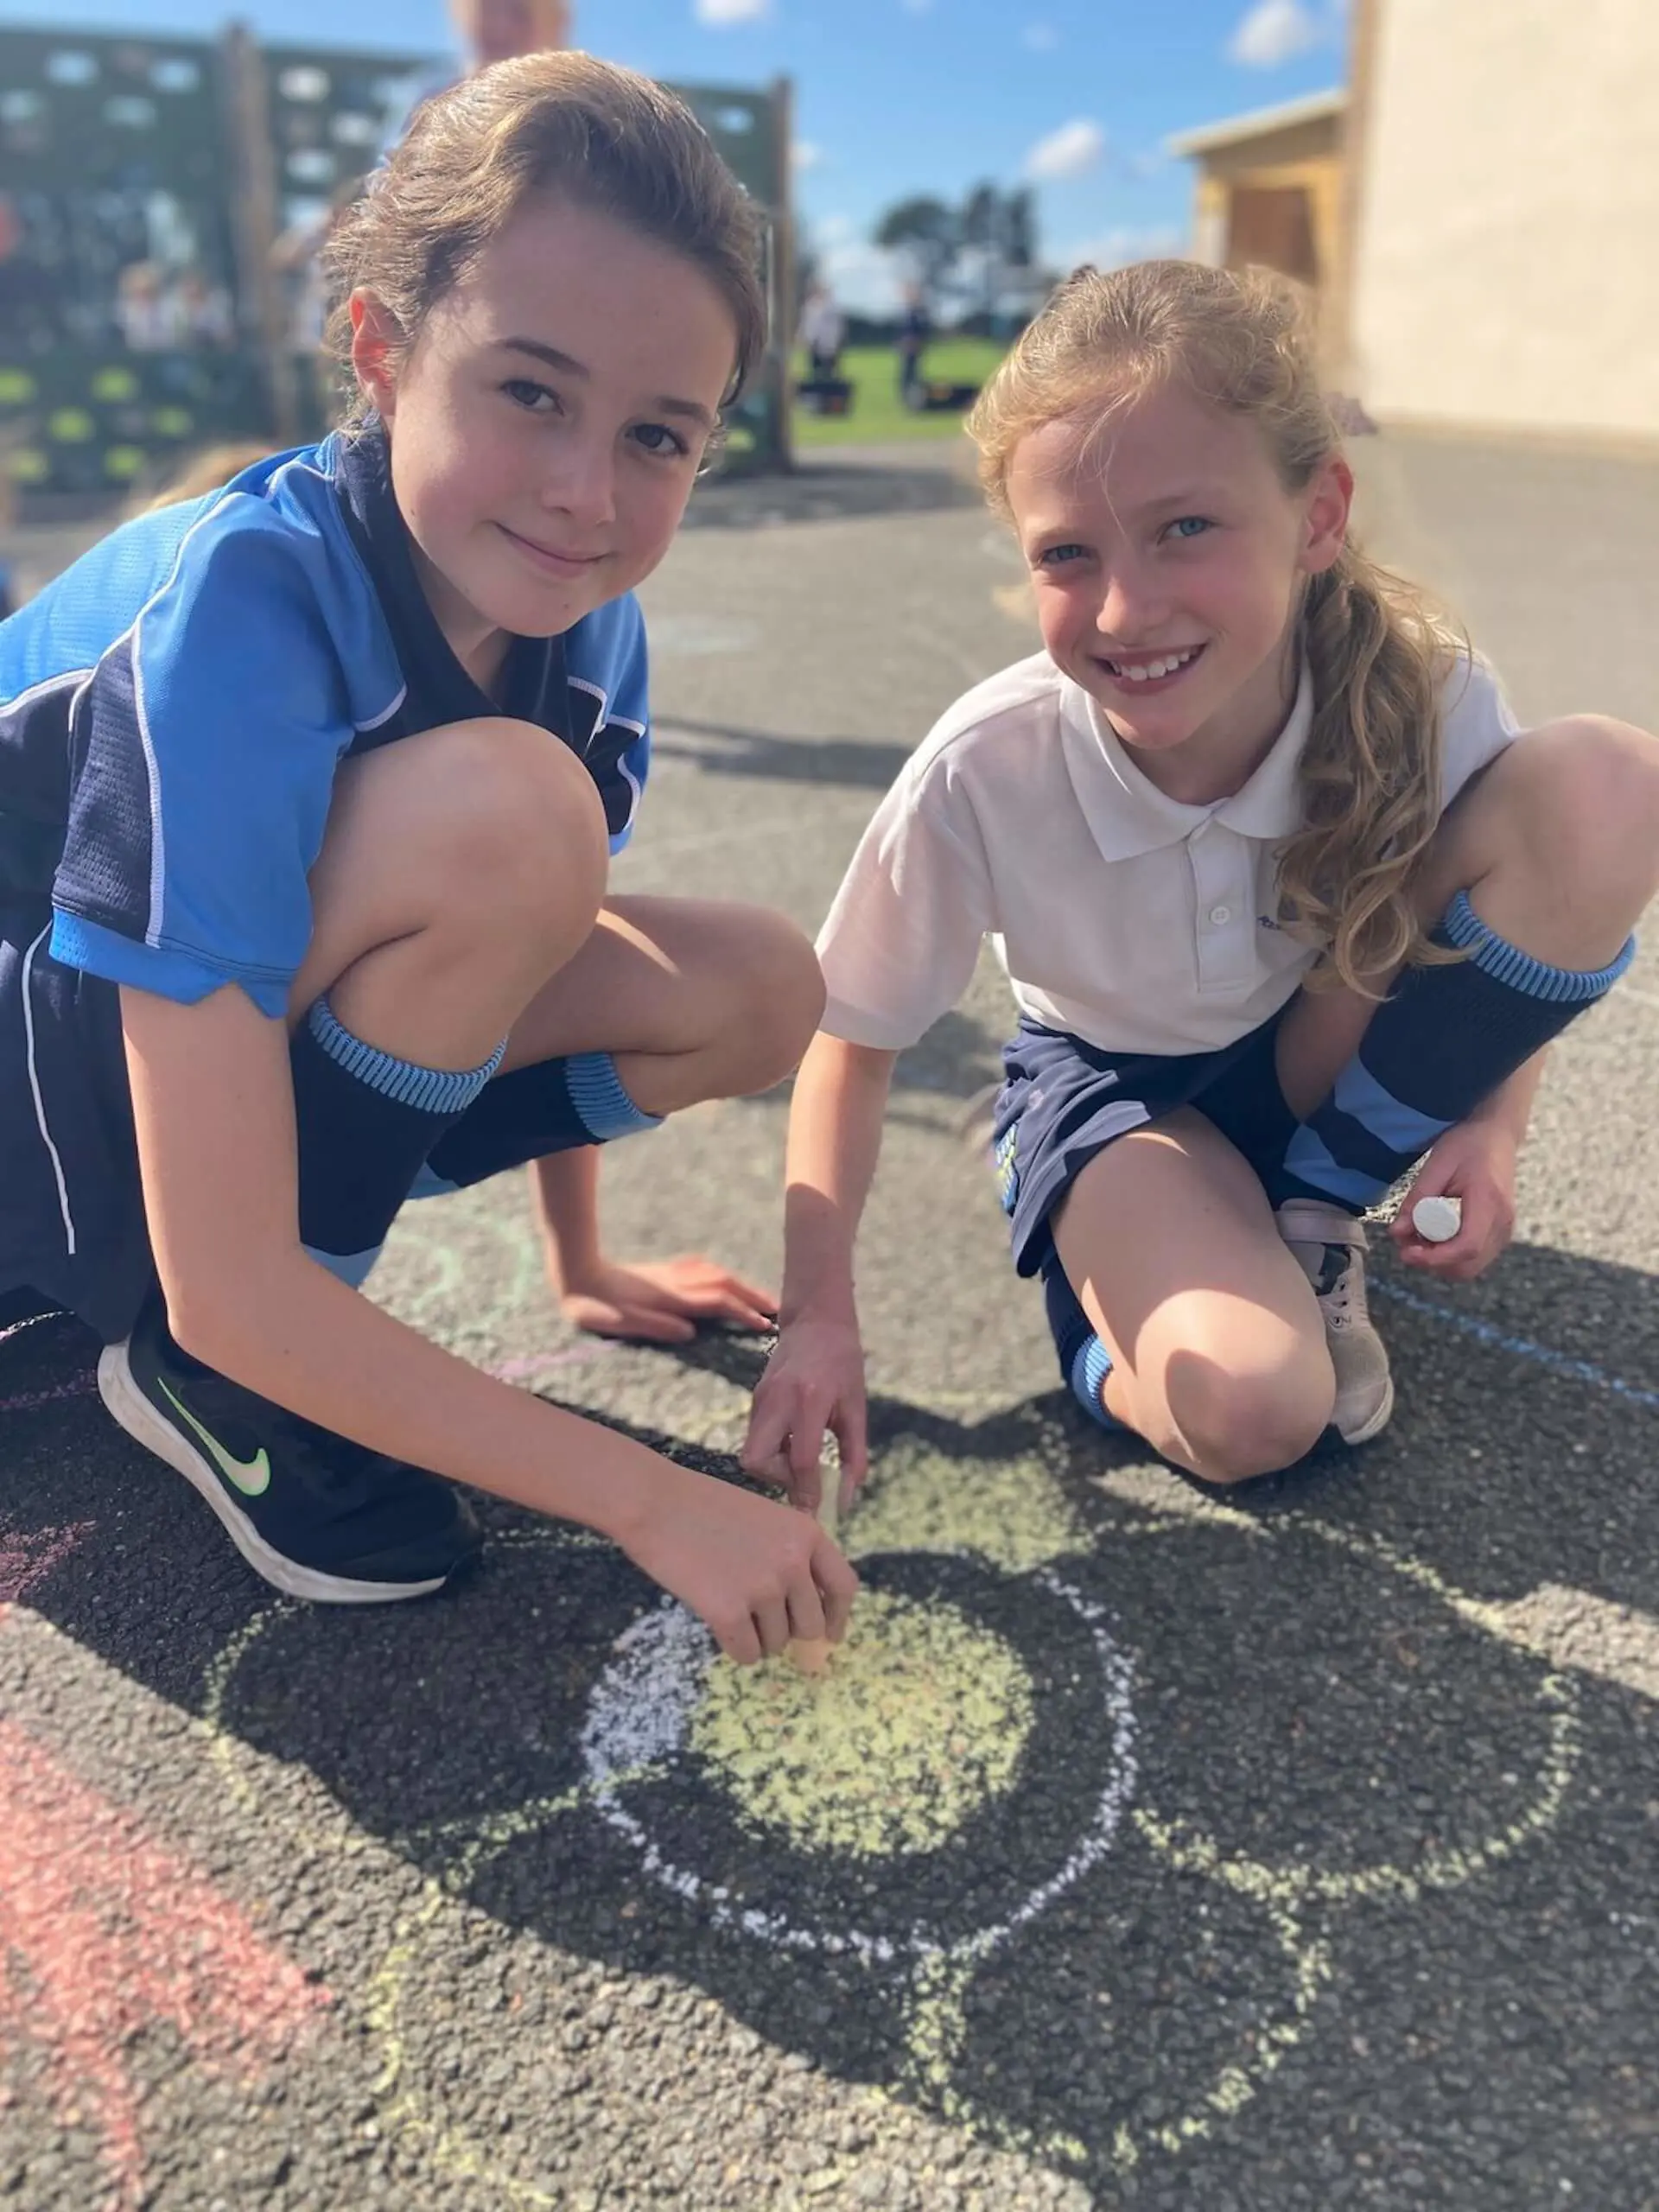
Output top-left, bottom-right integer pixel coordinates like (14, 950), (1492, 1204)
(792, 140), (823, 170)
(818, 236), (904, 315)
(694, 0), (771, 25)
(1228, 0), (1320, 66)
(1025, 118), (1106, 181)
(1022, 21), (1059, 48)
(1052, 225), (1185, 273)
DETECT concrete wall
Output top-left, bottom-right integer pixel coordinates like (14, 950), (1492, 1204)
(1349, 0), (1659, 442)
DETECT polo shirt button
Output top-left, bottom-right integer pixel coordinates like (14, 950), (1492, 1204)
(1208, 904), (1232, 925)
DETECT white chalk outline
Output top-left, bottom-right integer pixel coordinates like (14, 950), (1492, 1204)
(578, 1566), (1139, 1969)
(195, 1494), (1587, 2196)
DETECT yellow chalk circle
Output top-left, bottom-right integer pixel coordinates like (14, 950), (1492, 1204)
(847, 1441), (1086, 1573)
(690, 1592), (1036, 1858)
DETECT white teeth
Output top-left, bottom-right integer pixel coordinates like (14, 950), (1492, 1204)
(1110, 645), (1199, 682)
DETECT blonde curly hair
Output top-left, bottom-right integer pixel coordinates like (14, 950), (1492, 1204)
(968, 258), (1465, 995)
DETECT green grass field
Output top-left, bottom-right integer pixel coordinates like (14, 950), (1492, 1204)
(789, 339), (1007, 447)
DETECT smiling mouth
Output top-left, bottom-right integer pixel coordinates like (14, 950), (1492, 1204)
(498, 524), (604, 574)
(1097, 643), (1206, 684)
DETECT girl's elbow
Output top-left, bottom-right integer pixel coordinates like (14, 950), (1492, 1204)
(158, 1247), (305, 1376)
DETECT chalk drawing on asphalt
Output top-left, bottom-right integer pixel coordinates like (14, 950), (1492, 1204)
(195, 1419), (1586, 2200)
(0, 1521), (94, 1606)
(0, 1714), (330, 2212)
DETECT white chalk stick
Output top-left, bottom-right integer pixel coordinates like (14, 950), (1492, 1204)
(1411, 1193), (1462, 1243)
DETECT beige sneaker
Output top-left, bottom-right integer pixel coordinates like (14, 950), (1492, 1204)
(1274, 1198), (1395, 1446)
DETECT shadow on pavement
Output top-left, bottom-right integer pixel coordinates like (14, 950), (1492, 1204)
(684, 450), (982, 532)
(653, 715), (915, 791)
(3, 1233), (1657, 2199)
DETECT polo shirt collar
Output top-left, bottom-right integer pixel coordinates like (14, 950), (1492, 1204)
(1057, 660), (1313, 859)
(328, 419), (569, 743)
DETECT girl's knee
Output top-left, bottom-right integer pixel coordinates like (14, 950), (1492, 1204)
(1162, 1351), (1334, 1483)
(729, 911), (827, 1087)
(412, 717), (609, 945)
(1491, 716), (1659, 883)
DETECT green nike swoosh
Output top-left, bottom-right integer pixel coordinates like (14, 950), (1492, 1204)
(157, 1377), (272, 1497)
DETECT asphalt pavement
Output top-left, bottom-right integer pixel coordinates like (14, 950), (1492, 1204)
(3, 429), (1657, 2212)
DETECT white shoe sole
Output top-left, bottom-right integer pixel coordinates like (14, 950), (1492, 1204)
(1338, 1369), (1395, 1447)
(98, 1341), (448, 1605)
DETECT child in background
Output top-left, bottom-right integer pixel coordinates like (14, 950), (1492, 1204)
(0, 54), (855, 1665)
(746, 260), (1659, 1498)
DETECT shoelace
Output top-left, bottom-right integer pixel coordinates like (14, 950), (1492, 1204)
(1314, 1243), (1362, 1326)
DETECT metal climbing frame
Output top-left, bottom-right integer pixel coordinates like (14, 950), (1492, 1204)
(0, 22), (792, 509)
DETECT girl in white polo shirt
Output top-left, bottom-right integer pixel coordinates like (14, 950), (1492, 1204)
(745, 258), (1658, 1495)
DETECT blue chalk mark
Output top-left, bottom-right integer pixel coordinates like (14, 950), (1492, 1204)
(1372, 1278), (1659, 1414)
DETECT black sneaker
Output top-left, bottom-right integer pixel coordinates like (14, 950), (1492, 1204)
(97, 1297), (481, 1603)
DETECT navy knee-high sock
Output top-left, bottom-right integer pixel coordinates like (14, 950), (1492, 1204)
(423, 1050), (662, 1191)
(289, 998), (506, 1286)
(1269, 893), (1634, 1212)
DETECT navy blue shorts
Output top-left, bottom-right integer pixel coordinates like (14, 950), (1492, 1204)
(2, 898), (645, 1341)
(991, 1014), (1298, 1387)
(0, 902), (150, 1344)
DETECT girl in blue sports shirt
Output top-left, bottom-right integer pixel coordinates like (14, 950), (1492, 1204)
(746, 259), (1659, 1501)
(0, 53), (856, 1665)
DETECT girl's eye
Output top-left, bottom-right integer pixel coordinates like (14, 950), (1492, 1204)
(1037, 542), (1088, 568)
(503, 378), (558, 414)
(631, 421), (691, 459)
(1164, 515), (1211, 542)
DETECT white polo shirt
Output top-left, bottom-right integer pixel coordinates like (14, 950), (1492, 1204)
(817, 650), (1520, 1058)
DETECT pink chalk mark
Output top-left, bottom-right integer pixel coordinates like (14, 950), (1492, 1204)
(0, 1521), (94, 1605)
(0, 1719), (332, 2210)
(0, 1371), (99, 1417)
(491, 1342), (617, 1386)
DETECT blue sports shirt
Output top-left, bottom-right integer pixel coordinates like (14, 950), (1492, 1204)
(0, 422), (652, 1338)
(0, 422), (651, 1014)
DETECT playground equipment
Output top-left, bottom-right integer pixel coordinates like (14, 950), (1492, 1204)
(905, 376), (981, 415)
(0, 22), (794, 509)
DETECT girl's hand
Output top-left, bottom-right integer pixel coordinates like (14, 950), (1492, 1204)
(619, 1459), (859, 1666)
(1390, 1119), (1519, 1283)
(741, 1314), (869, 1516)
(556, 1254), (777, 1343)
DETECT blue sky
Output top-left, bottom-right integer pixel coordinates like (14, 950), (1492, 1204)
(15, 0), (1349, 309)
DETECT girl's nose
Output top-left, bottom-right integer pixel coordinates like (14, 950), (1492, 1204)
(1095, 563), (1168, 641)
(542, 436), (617, 531)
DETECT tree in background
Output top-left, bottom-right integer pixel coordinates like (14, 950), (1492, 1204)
(874, 183), (1043, 330)
(873, 195), (961, 320)
(960, 182), (1038, 333)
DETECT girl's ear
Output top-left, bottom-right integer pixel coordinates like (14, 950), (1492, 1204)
(1300, 453), (1354, 577)
(349, 290), (405, 423)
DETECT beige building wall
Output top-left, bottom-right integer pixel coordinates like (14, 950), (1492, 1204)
(1348, 0), (1659, 442)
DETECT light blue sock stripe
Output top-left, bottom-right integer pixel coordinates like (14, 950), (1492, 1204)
(1284, 1122), (1390, 1209)
(1441, 892), (1637, 1003)
(1070, 1333), (1128, 1433)
(308, 998), (507, 1115)
(303, 1241), (384, 1289)
(1333, 1056), (1452, 1159)
(566, 1051), (664, 1141)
